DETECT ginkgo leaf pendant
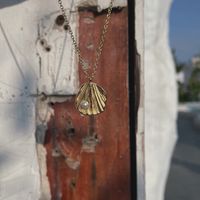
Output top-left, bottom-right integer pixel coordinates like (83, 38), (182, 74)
(75, 81), (107, 115)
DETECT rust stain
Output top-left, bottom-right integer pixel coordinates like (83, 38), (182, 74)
(44, 8), (130, 200)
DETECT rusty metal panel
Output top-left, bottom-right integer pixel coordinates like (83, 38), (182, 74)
(45, 8), (130, 200)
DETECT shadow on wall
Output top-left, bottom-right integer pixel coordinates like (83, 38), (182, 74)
(0, 0), (26, 9)
(0, 18), (39, 198)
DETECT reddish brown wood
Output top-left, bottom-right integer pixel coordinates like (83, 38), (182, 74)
(45, 8), (130, 200)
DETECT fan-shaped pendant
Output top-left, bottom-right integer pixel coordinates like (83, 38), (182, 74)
(75, 81), (107, 115)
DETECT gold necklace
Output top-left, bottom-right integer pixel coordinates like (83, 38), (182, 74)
(57, 0), (114, 115)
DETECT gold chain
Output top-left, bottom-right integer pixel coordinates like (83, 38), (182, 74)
(57, 0), (114, 80)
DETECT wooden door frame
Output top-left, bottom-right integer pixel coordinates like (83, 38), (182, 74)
(128, 0), (137, 196)
(127, 0), (145, 200)
(44, 5), (135, 200)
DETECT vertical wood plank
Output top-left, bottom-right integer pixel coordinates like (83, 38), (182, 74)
(45, 8), (130, 200)
(78, 9), (130, 200)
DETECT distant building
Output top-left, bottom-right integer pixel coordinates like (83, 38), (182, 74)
(184, 64), (193, 85)
(192, 55), (200, 68)
(176, 62), (192, 86)
(177, 70), (185, 84)
(177, 55), (200, 86)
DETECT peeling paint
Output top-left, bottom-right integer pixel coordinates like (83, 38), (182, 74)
(36, 95), (54, 126)
(82, 135), (99, 153)
(37, 144), (51, 200)
(76, 0), (127, 11)
(65, 157), (80, 170)
(83, 17), (95, 24)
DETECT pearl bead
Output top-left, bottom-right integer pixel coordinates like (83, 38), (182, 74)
(80, 100), (89, 110)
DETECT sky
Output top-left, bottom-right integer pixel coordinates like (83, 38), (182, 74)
(170, 0), (200, 62)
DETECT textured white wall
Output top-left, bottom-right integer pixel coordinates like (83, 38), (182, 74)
(135, 0), (145, 199)
(144, 0), (178, 200)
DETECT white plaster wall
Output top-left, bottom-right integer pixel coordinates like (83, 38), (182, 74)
(135, 0), (145, 199)
(144, 0), (178, 200)
(0, 1), (79, 95)
(74, 0), (126, 10)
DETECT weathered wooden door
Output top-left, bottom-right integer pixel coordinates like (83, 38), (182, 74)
(44, 5), (132, 200)
(42, 0), (140, 199)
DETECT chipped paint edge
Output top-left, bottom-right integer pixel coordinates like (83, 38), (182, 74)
(135, 0), (145, 199)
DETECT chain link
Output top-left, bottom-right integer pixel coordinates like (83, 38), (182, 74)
(57, 0), (114, 80)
